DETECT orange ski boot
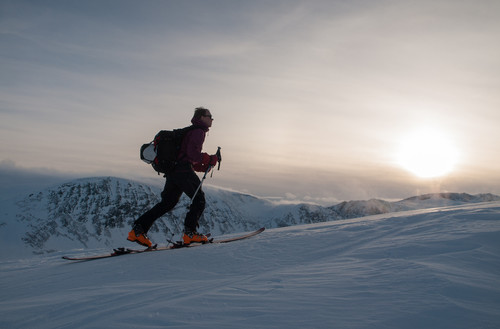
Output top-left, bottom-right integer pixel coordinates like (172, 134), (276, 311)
(127, 226), (152, 248)
(182, 231), (209, 245)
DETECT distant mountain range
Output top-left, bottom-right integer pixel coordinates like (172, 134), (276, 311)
(1, 176), (499, 257)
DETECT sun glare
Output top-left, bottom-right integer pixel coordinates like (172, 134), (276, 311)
(396, 127), (459, 178)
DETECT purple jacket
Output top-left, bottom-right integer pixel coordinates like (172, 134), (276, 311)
(177, 117), (210, 166)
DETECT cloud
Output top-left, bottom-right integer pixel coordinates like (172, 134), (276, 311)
(2, 0), (500, 201)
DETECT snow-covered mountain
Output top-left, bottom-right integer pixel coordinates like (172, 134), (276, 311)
(329, 192), (500, 218)
(1, 176), (499, 258)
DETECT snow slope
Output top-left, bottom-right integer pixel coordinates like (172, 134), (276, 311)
(2, 176), (498, 258)
(1, 202), (499, 329)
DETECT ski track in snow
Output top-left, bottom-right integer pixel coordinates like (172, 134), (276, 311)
(1, 202), (500, 329)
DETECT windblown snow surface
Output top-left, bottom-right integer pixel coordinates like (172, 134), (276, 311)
(1, 202), (499, 329)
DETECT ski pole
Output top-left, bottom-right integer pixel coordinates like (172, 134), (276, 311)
(211, 146), (222, 177)
(216, 146), (222, 170)
(191, 163), (212, 204)
(191, 147), (221, 203)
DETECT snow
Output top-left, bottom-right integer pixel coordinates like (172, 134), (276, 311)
(1, 202), (499, 328)
(2, 176), (499, 259)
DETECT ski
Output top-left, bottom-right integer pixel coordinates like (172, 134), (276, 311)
(62, 227), (265, 261)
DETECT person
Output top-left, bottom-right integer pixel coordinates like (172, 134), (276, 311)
(127, 107), (219, 247)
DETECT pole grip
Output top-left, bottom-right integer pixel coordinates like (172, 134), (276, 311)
(216, 146), (222, 170)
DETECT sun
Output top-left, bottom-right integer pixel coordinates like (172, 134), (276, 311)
(396, 127), (459, 178)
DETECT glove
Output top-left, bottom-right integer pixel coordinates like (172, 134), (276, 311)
(192, 162), (210, 173)
(209, 155), (219, 166)
(201, 153), (219, 166)
(192, 153), (218, 173)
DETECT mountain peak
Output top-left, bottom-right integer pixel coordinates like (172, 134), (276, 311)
(397, 192), (500, 206)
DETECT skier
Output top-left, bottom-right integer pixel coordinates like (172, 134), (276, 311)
(127, 107), (219, 247)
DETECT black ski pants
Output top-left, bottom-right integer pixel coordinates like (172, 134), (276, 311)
(134, 168), (205, 234)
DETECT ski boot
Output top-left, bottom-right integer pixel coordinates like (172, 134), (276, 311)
(182, 231), (209, 245)
(127, 224), (152, 248)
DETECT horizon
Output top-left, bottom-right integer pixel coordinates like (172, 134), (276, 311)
(1, 164), (498, 207)
(2, 0), (500, 203)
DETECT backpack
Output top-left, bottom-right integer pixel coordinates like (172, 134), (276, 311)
(140, 126), (195, 174)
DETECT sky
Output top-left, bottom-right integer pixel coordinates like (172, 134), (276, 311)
(1, 0), (499, 204)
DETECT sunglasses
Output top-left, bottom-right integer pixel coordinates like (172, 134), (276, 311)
(202, 114), (214, 120)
